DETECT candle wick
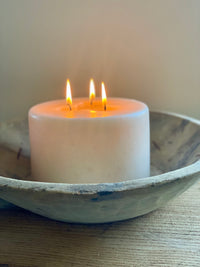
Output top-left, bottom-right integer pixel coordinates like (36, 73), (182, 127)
(67, 103), (72, 111)
(104, 104), (106, 111)
(90, 95), (95, 106)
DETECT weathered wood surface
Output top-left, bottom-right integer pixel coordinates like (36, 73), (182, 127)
(0, 181), (199, 267)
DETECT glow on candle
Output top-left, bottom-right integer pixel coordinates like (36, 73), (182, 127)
(89, 79), (95, 105)
(29, 80), (150, 184)
(66, 79), (72, 110)
(101, 82), (107, 111)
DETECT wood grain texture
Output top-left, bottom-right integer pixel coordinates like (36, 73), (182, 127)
(0, 181), (199, 267)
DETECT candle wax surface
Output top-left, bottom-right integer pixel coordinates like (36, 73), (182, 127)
(30, 98), (148, 119)
(29, 97), (150, 184)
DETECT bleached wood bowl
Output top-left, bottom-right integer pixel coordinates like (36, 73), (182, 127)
(0, 111), (199, 224)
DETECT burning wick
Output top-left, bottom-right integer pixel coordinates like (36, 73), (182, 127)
(101, 82), (107, 111)
(66, 79), (72, 111)
(89, 79), (95, 105)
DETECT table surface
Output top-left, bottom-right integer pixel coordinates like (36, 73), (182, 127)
(0, 181), (199, 267)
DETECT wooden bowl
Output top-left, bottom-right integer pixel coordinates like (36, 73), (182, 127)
(0, 111), (199, 223)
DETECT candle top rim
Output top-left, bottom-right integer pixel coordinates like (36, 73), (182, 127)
(29, 97), (148, 120)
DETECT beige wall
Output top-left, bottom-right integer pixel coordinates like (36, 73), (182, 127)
(0, 0), (200, 121)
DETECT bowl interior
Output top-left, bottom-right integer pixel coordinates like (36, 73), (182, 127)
(150, 112), (200, 174)
(0, 112), (200, 181)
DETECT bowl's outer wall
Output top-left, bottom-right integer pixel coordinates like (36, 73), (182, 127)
(0, 170), (199, 223)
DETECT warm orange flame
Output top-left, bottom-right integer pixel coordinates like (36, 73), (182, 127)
(66, 79), (72, 109)
(101, 82), (107, 111)
(89, 79), (95, 104)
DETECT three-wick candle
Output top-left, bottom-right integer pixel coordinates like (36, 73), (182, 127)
(29, 80), (150, 184)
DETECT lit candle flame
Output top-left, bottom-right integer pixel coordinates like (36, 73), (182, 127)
(66, 79), (72, 110)
(89, 79), (95, 105)
(101, 82), (107, 111)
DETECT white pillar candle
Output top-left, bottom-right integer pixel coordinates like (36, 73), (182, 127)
(29, 97), (150, 184)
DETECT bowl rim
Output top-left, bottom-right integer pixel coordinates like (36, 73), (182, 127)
(0, 110), (200, 195)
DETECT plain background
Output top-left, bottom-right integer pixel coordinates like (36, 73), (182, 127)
(0, 0), (199, 122)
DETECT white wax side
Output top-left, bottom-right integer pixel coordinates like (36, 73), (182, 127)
(29, 98), (148, 119)
(29, 98), (150, 184)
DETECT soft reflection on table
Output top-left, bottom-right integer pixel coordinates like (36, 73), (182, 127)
(0, 182), (199, 267)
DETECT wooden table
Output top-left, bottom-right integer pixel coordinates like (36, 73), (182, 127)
(0, 181), (199, 267)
